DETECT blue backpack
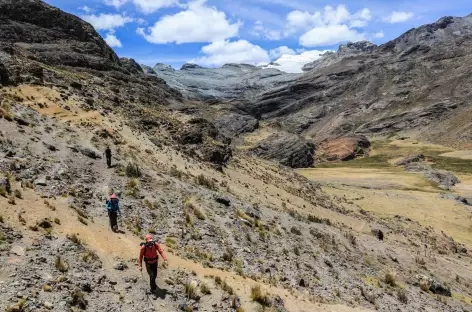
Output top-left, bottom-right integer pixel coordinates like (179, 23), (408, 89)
(108, 198), (120, 212)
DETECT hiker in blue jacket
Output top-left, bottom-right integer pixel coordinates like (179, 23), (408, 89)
(106, 193), (120, 232)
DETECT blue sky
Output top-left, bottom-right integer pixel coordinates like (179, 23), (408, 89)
(44, 0), (472, 72)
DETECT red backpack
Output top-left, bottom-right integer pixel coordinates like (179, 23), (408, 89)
(140, 241), (158, 263)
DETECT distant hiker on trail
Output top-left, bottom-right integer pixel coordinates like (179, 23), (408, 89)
(138, 234), (168, 295)
(104, 146), (112, 168)
(106, 193), (120, 232)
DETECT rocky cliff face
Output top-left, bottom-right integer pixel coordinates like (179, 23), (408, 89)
(0, 0), (121, 71)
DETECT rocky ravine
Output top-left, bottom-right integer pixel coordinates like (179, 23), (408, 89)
(1, 1), (472, 312)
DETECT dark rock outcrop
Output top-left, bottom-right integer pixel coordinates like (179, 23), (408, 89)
(119, 57), (143, 75)
(250, 133), (315, 168)
(0, 0), (121, 71)
(213, 113), (259, 138)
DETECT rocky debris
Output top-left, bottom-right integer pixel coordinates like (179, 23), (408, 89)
(406, 163), (459, 189)
(250, 133), (315, 168)
(34, 178), (47, 186)
(214, 194), (231, 206)
(36, 218), (53, 229)
(0, 0), (121, 71)
(43, 142), (58, 152)
(415, 275), (452, 296)
(0, 177), (12, 194)
(68, 145), (102, 160)
(316, 135), (370, 162)
(213, 113), (259, 138)
(395, 154), (425, 166)
(439, 193), (472, 206)
(172, 118), (232, 165)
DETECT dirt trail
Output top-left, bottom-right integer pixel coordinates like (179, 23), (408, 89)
(0, 191), (371, 312)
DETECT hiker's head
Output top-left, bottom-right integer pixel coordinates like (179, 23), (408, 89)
(145, 234), (153, 242)
(110, 193), (117, 199)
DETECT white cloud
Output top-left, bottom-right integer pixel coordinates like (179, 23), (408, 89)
(269, 46), (295, 59)
(104, 0), (180, 13)
(383, 11), (414, 24)
(133, 0), (180, 14)
(79, 5), (93, 13)
(285, 5), (372, 47)
(138, 0), (241, 44)
(104, 33), (122, 47)
(267, 49), (331, 73)
(300, 24), (365, 47)
(104, 0), (128, 8)
(373, 31), (385, 38)
(82, 13), (133, 31)
(252, 21), (282, 40)
(190, 40), (270, 67)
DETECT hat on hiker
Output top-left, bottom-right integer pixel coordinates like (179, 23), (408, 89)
(110, 193), (117, 199)
(145, 234), (153, 242)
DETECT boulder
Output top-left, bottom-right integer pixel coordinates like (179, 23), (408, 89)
(214, 195), (231, 206)
(34, 178), (47, 186)
(317, 136), (371, 162)
(395, 154), (425, 166)
(415, 275), (451, 296)
(250, 133), (315, 168)
(213, 113), (259, 138)
(68, 145), (102, 160)
(406, 163), (459, 190)
(37, 218), (53, 229)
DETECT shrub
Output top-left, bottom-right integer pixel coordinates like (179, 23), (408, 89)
(184, 281), (198, 300)
(28, 225), (38, 231)
(0, 215), (3, 223)
(78, 216), (88, 225)
(419, 280), (429, 292)
(200, 283), (211, 295)
(194, 206), (206, 220)
(71, 288), (87, 309)
(14, 189), (22, 199)
(8, 195), (15, 205)
(221, 280), (234, 295)
(223, 248), (234, 262)
(67, 233), (82, 245)
(195, 174), (216, 191)
(214, 276), (222, 285)
(0, 186), (7, 197)
(54, 218), (61, 225)
(397, 289), (408, 304)
(125, 162), (141, 178)
(250, 285), (270, 306)
(81, 250), (99, 263)
(385, 270), (397, 287)
(55, 256), (69, 273)
(42, 284), (53, 292)
(290, 227), (302, 235)
(126, 178), (140, 198)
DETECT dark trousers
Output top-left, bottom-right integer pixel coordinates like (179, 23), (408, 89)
(146, 261), (158, 292)
(106, 156), (111, 168)
(108, 211), (118, 232)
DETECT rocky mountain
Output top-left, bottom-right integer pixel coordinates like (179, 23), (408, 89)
(146, 14), (472, 154)
(1, 2), (472, 312)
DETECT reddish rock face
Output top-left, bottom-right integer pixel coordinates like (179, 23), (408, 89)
(316, 136), (371, 162)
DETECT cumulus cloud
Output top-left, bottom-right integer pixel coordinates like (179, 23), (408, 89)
(383, 11), (414, 23)
(269, 46), (295, 59)
(267, 49), (331, 73)
(373, 31), (385, 38)
(82, 13), (133, 31)
(79, 5), (93, 13)
(190, 40), (270, 67)
(104, 33), (122, 47)
(285, 5), (372, 47)
(300, 24), (365, 47)
(137, 0), (241, 44)
(104, 0), (180, 13)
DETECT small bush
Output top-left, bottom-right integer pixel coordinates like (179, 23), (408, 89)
(194, 206), (206, 220)
(397, 289), (408, 304)
(81, 250), (99, 263)
(14, 189), (22, 199)
(67, 233), (82, 245)
(42, 284), (53, 292)
(250, 285), (270, 306)
(419, 280), (429, 292)
(290, 227), (302, 235)
(125, 162), (141, 178)
(195, 174), (217, 191)
(184, 281), (198, 300)
(28, 225), (38, 231)
(223, 248), (234, 262)
(200, 283), (211, 295)
(18, 213), (26, 225)
(222, 280), (234, 295)
(54, 218), (61, 225)
(55, 256), (69, 273)
(125, 178), (140, 198)
(8, 195), (15, 205)
(0, 186), (7, 197)
(0, 215), (3, 223)
(71, 288), (87, 309)
(385, 270), (397, 287)
(214, 276), (222, 285)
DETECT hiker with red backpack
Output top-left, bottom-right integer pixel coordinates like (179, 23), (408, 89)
(106, 193), (120, 232)
(138, 234), (168, 294)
